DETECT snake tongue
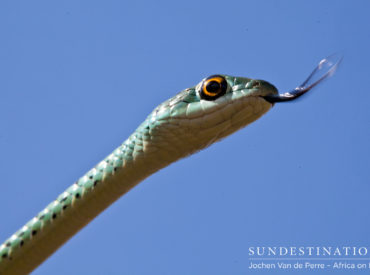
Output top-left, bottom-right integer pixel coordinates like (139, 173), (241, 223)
(263, 87), (313, 103)
(263, 53), (342, 103)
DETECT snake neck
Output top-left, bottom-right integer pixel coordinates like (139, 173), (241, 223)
(0, 128), (183, 275)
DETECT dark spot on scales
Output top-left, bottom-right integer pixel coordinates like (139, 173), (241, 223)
(32, 230), (37, 236)
(75, 193), (81, 199)
(63, 205), (68, 210)
(52, 213), (57, 219)
(20, 240), (24, 247)
(6, 242), (11, 247)
(2, 253), (7, 259)
(94, 180), (99, 186)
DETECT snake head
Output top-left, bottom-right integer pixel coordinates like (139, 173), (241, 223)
(139, 75), (278, 160)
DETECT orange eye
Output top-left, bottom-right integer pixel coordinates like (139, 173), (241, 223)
(200, 75), (227, 100)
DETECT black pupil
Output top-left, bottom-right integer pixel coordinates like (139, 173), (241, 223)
(206, 81), (221, 93)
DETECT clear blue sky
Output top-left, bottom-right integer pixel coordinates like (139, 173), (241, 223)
(0, 1), (369, 274)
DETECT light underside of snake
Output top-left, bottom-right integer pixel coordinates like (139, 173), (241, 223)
(0, 55), (341, 274)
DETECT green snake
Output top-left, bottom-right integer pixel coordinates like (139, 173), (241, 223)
(0, 55), (340, 274)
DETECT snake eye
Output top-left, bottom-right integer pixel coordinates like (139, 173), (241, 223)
(200, 75), (228, 100)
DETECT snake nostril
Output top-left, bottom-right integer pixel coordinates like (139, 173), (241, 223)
(252, 81), (260, 88)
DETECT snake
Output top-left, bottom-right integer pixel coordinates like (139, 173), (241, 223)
(0, 54), (341, 274)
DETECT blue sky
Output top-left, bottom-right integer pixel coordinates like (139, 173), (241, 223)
(0, 1), (369, 274)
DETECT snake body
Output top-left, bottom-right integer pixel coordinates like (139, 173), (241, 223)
(0, 56), (339, 274)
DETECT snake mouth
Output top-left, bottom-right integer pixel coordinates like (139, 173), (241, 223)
(263, 54), (342, 103)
